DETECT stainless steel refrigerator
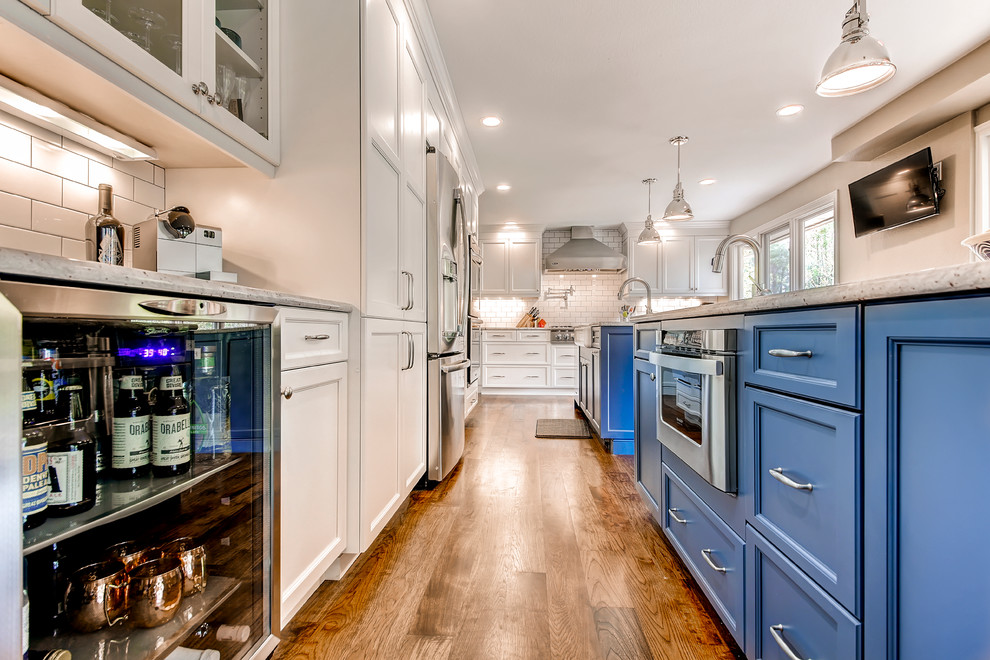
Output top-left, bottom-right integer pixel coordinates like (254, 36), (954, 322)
(426, 148), (469, 482)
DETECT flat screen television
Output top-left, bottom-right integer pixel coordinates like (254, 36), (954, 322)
(849, 147), (944, 238)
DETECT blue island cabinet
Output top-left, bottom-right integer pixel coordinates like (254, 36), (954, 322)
(633, 356), (662, 519)
(864, 296), (990, 660)
(598, 325), (635, 454)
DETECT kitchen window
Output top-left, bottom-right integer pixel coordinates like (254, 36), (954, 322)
(732, 192), (836, 299)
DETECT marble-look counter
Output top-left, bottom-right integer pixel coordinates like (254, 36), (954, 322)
(633, 260), (990, 323)
(0, 248), (352, 312)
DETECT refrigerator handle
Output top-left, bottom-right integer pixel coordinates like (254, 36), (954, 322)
(139, 299), (227, 316)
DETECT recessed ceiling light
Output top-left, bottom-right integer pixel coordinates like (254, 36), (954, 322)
(481, 116), (502, 127)
(698, 178), (717, 186)
(776, 104), (805, 117)
(505, 221), (517, 226)
(496, 184), (511, 191)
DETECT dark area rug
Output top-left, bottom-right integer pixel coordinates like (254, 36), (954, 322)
(535, 418), (592, 438)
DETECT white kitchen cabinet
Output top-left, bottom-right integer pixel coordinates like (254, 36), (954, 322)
(661, 236), (694, 294)
(276, 307), (349, 630)
(479, 233), (541, 296)
(360, 318), (426, 551)
(694, 236), (728, 294)
(627, 229), (728, 296)
(45, 0), (280, 164)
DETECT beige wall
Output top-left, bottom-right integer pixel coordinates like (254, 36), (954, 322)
(166, 0), (361, 306)
(730, 113), (976, 283)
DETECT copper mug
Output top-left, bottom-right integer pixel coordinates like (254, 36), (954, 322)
(105, 540), (164, 573)
(127, 557), (184, 627)
(161, 537), (208, 595)
(64, 560), (129, 633)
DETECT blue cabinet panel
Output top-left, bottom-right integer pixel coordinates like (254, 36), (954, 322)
(664, 465), (746, 648)
(746, 525), (861, 660)
(865, 296), (990, 660)
(743, 306), (860, 408)
(634, 357), (662, 518)
(662, 445), (747, 537)
(745, 386), (861, 615)
(600, 326), (634, 451)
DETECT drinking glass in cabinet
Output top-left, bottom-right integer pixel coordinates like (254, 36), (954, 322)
(83, 0), (184, 75)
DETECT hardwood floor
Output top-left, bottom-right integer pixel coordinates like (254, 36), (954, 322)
(273, 396), (744, 660)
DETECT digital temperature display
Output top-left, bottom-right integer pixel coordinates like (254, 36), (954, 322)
(117, 337), (186, 364)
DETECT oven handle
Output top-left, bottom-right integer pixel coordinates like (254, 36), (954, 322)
(651, 352), (723, 376)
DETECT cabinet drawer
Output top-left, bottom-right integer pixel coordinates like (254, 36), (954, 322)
(746, 526), (861, 660)
(279, 308), (348, 369)
(483, 366), (548, 387)
(516, 330), (549, 342)
(484, 342), (549, 364)
(746, 387), (861, 614)
(553, 368), (578, 388)
(662, 465), (745, 647)
(744, 306), (860, 408)
(482, 330), (515, 342)
(552, 344), (578, 366)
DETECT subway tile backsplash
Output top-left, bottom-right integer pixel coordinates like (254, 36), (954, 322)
(0, 110), (166, 264)
(476, 225), (713, 326)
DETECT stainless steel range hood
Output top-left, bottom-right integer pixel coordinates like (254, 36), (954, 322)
(544, 226), (627, 273)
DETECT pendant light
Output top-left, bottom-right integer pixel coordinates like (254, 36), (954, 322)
(662, 136), (693, 222)
(637, 178), (661, 245)
(816, 0), (895, 97)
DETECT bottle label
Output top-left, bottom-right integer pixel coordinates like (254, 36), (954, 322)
(22, 444), (48, 516)
(96, 226), (123, 265)
(32, 376), (55, 403)
(112, 415), (151, 468)
(152, 413), (191, 466)
(161, 375), (184, 391)
(120, 375), (144, 390)
(48, 451), (84, 505)
(21, 390), (35, 412)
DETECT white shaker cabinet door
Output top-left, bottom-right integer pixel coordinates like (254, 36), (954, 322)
(480, 238), (509, 294)
(509, 238), (541, 295)
(365, 147), (402, 318)
(631, 241), (661, 295)
(401, 186), (427, 323)
(661, 236), (693, 294)
(364, 0), (400, 161)
(279, 361), (347, 629)
(398, 322), (427, 491)
(694, 236), (728, 295)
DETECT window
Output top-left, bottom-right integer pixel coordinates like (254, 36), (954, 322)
(976, 119), (990, 236)
(732, 192), (836, 299)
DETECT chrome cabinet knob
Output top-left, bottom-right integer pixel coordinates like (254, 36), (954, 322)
(281, 387), (293, 399)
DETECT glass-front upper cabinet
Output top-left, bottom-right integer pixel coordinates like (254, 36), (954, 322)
(46, 0), (278, 164)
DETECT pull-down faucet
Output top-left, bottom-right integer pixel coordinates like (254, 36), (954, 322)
(711, 234), (770, 296)
(617, 277), (654, 314)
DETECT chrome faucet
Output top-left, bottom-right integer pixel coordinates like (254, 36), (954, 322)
(711, 234), (770, 296)
(617, 277), (654, 314)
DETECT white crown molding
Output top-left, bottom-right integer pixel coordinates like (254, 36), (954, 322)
(405, 0), (484, 194)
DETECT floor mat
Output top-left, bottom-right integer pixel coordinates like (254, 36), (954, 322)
(535, 418), (592, 438)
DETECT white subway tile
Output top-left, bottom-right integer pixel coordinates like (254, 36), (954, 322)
(0, 110), (61, 146)
(112, 195), (153, 225)
(32, 200), (88, 240)
(62, 138), (112, 166)
(0, 224), (61, 256)
(32, 139), (89, 184)
(133, 178), (165, 210)
(0, 157), (61, 205)
(113, 158), (155, 184)
(154, 165), (165, 187)
(89, 161), (134, 199)
(0, 123), (31, 165)
(63, 181), (99, 214)
(0, 191), (32, 229)
(62, 237), (87, 260)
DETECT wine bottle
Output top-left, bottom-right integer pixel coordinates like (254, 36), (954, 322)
(47, 385), (96, 516)
(152, 372), (191, 477)
(22, 427), (48, 531)
(86, 183), (124, 266)
(112, 374), (151, 479)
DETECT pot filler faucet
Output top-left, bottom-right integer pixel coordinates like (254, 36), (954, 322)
(617, 277), (654, 314)
(711, 234), (770, 296)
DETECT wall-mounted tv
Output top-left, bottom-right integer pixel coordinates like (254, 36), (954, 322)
(849, 147), (944, 238)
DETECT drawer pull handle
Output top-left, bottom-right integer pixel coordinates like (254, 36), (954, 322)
(668, 508), (688, 524)
(770, 625), (808, 660)
(525, 352), (541, 356)
(769, 467), (814, 492)
(492, 352), (506, 356)
(700, 549), (727, 573)
(650, 372), (656, 381)
(768, 348), (813, 358)
(492, 376), (505, 379)
(305, 334), (331, 341)
(525, 375), (540, 379)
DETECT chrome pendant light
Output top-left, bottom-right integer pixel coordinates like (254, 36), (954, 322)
(662, 136), (693, 222)
(816, 0), (895, 97)
(637, 178), (661, 245)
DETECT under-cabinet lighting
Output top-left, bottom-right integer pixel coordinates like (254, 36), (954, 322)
(0, 74), (156, 160)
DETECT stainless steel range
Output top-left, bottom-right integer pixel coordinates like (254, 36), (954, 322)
(550, 326), (575, 343)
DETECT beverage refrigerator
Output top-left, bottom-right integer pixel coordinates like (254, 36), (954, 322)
(1, 280), (278, 660)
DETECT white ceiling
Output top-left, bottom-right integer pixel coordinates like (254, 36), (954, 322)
(425, 0), (990, 229)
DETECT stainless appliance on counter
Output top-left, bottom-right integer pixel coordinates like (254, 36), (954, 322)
(426, 147), (468, 483)
(550, 326), (575, 344)
(574, 325), (601, 433)
(1, 280), (278, 660)
(649, 316), (742, 493)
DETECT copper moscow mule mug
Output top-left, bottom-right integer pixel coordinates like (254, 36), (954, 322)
(127, 557), (184, 627)
(64, 560), (129, 633)
(161, 536), (208, 596)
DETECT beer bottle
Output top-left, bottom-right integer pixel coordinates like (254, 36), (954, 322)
(21, 427), (48, 530)
(152, 371), (191, 477)
(112, 374), (151, 479)
(47, 385), (96, 516)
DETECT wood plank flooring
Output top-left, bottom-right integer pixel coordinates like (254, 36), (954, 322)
(273, 396), (744, 660)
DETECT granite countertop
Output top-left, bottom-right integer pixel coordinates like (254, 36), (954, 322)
(633, 260), (990, 323)
(0, 248), (352, 312)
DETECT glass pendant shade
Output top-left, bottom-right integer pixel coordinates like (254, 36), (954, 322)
(816, 1), (895, 97)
